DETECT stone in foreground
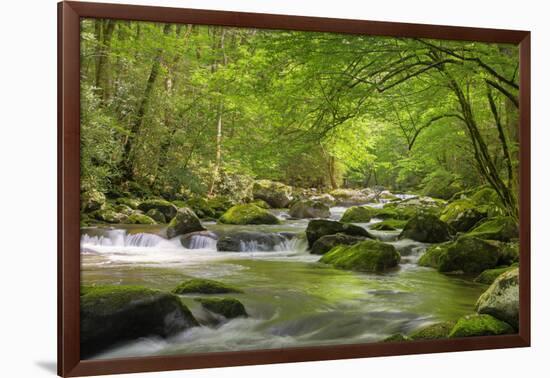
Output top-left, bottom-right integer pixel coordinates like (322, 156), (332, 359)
(476, 268), (519, 329)
(166, 207), (205, 238)
(449, 314), (514, 338)
(195, 297), (248, 318)
(80, 285), (198, 357)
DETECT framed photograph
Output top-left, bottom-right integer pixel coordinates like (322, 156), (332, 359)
(58, 1), (530, 376)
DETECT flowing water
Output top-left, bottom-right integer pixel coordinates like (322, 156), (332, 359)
(81, 200), (486, 359)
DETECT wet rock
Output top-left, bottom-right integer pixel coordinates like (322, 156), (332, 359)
(252, 180), (293, 208)
(400, 213), (451, 243)
(310, 233), (367, 255)
(329, 188), (373, 206)
(218, 204), (280, 225)
(409, 321), (455, 340)
(80, 285), (198, 358)
(146, 208), (166, 223)
(166, 207), (205, 238)
(179, 231), (218, 249)
(476, 268), (519, 329)
(449, 314), (514, 338)
(195, 297), (247, 318)
(306, 219), (371, 246)
(138, 199), (178, 221)
(289, 200), (330, 219)
(320, 240), (400, 272)
(126, 213), (156, 225)
(216, 231), (291, 252)
(172, 278), (242, 294)
(418, 235), (500, 274)
(440, 199), (487, 233)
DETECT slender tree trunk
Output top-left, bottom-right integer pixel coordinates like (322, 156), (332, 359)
(120, 23), (172, 182)
(95, 19), (116, 103)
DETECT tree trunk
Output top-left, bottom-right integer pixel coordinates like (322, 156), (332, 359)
(209, 102), (224, 195)
(95, 19), (116, 103)
(120, 23), (172, 182)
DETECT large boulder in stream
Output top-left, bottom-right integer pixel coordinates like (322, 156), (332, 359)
(466, 216), (519, 242)
(217, 231), (293, 252)
(195, 297), (248, 319)
(449, 314), (514, 338)
(476, 268), (519, 330)
(440, 199), (487, 233)
(409, 321), (455, 340)
(289, 200), (330, 219)
(340, 206), (380, 223)
(310, 233), (367, 255)
(138, 199), (178, 221)
(166, 207), (205, 238)
(252, 180), (293, 208)
(306, 219), (371, 247)
(89, 208), (128, 224)
(320, 240), (400, 272)
(80, 285), (198, 358)
(218, 204), (280, 225)
(418, 235), (500, 274)
(146, 208), (166, 223)
(399, 213), (451, 243)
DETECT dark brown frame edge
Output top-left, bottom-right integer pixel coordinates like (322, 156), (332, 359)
(58, 1), (531, 376)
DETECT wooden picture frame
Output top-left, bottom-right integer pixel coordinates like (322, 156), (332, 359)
(58, 1), (531, 376)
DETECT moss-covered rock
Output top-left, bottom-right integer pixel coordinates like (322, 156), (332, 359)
(418, 236), (500, 274)
(474, 266), (517, 284)
(498, 241), (519, 265)
(166, 207), (205, 238)
(320, 240), (400, 272)
(172, 278), (242, 294)
(409, 321), (455, 340)
(252, 180), (293, 208)
(399, 213), (451, 243)
(466, 216), (519, 242)
(250, 199), (270, 209)
(340, 206), (378, 222)
(440, 199), (487, 233)
(195, 297), (247, 318)
(80, 285), (198, 357)
(421, 170), (463, 200)
(370, 219), (408, 231)
(146, 208), (166, 223)
(449, 314), (514, 338)
(138, 199), (178, 221)
(90, 208), (128, 224)
(126, 213), (156, 225)
(306, 219), (371, 246)
(383, 333), (411, 342)
(329, 188), (373, 206)
(310, 233), (367, 255)
(182, 197), (218, 219)
(289, 200), (330, 219)
(115, 197), (140, 210)
(218, 204), (280, 225)
(476, 268), (519, 329)
(81, 189), (106, 212)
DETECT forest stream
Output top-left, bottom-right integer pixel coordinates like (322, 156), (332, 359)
(81, 198), (486, 359)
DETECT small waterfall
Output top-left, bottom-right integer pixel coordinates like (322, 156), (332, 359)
(274, 237), (308, 253)
(81, 229), (181, 251)
(188, 234), (218, 250)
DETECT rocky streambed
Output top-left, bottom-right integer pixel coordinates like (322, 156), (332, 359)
(80, 184), (520, 359)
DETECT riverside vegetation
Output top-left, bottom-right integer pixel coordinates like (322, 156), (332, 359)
(79, 19), (520, 359)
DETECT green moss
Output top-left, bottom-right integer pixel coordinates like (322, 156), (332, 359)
(90, 208), (127, 224)
(409, 321), (455, 340)
(418, 236), (500, 274)
(195, 297), (247, 318)
(370, 219), (407, 231)
(383, 333), (411, 342)
(400, 213), (451, 243)
(116, 197), (140, 210)
(126, 213), (156, 225)
(467, 216), (519, 242)
(310, 233), (366, 255)
(320, 240), (400, 272)
(250, 199), (270, 209)
(474, 266), (516, 284)
(306, 219), (370, 246)
(138, 199), (177, 220)
(449, 314), (514, 338)
(146, 208), (166, 223)
(184, 197), (217, 218)
(340, 206), (399, 223)
(172, 278), (243, 294)
(218, 204), (280, 225)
